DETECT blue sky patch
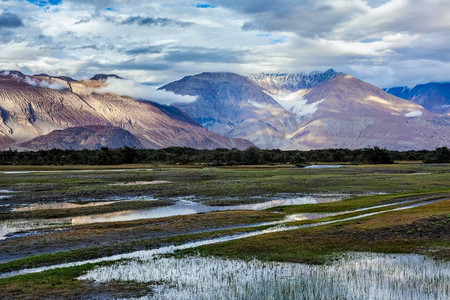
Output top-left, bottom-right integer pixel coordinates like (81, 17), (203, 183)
(196, 4), (216, 8)
(26, 0), (62, 7)
(270, 38), (286, 45)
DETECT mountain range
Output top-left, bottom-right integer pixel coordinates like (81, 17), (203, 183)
(163, 70), (450, 150)
(0, 69), (449, 151)
(0, 71), (252, 150)
(385, 83), (450, 115)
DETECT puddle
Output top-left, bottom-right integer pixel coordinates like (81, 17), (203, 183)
(304, 165), (344, 169)
(406, 172), (431, 175)
(0, 219), (70, 240)
(71, 195), (158, 203)
(70, 195), (342, 225)
(0, 189), (16, 199)
(13, 201), (116, 212)
(109, 180), (171, 186)
(1, 198), (444, 279)
(0, 169), (153, 174)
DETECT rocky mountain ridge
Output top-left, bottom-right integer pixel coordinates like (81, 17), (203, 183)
(249, 68), (339, 92)
(160, 72), (298, 149)
(288, 74), (450, 150)
(19, 125), (143, 150)
(1, 69), (449, 151)
(0, 71), (253, 150)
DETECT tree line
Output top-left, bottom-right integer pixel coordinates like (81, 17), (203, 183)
(0, 146), (448, 166)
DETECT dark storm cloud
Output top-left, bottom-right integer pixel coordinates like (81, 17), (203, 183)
(0, 12), (24, 28)
(74, 18), (91, 25)
(124, 46), (163, 55)
(211, 0), (366, 38)
(65, 0), (122, 12)
(164, 47), (246, 63)
(212, 0), (365, 37)
(121, 16), (192, 28)
(102, 60), (171, 71)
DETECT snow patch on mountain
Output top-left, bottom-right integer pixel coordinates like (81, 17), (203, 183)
(405, 110), (422, 118)
(266, 90), (324, 121)
(247, 100), (276, 109)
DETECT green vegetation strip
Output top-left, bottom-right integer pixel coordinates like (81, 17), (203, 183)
(268, 190), (450, 214)
(0, 261), (155, 300)
(184, 200), (450, 264)
(0, 226), (267, 274)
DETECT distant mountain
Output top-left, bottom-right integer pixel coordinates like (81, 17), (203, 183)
(2, 69), (449, 151)
(90, 74), (123, 81)
(160, 72), (298, 149)
(249, 68), (339, 92)
(19, 125), (143, 150)
(0, 71), (254, 150)
(385, 82), (450, 115)
(249, 69), (340, 124)
(163, 71), (450, 150)
(289, 74), (450, 150)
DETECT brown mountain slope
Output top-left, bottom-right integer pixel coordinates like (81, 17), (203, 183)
(0, 72), (253, 150)
(19, 125), (143, 150)
(0, 133), (14, 150)
(289, 74), (450, 150)
(161, 72), (298, 149)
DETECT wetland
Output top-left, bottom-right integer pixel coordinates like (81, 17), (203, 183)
(0, 163), (448, 299)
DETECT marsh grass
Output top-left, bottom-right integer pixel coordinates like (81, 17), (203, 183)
(0, 211), (280, 273)
(269, 191), (450, 214)
(0, 261), (154, 300)
(192, 202), (450, 263)
(79, 252), (450, 299)
(0, 164), (448, 298)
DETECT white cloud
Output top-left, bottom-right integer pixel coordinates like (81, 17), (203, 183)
(0, 0), (449, 88)
(405, 110), (422, 118)
(24, 76), (66, 89)
(95, 77), (197, 105)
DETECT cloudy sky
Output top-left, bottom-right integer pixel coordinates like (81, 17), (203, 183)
(0, 0), (449, 87)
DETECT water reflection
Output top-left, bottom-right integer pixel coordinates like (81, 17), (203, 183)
(70, 195), (342, 225)
(304, 165), (344, 169)
(2, 198), (444, 279)
(0, 169), (153, 174)
(0, 218), (70, 240)
(13, 201), (115, 212)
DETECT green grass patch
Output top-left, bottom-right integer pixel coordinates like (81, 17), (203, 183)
(183, 200), (450, 264)
(268, 190), (450, 214)
(0, 262), (154, 300)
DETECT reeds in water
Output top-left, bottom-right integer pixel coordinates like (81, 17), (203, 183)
(79, 252), (450, 299)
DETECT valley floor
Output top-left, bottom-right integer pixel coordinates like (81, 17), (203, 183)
(0, 164), (448, 299)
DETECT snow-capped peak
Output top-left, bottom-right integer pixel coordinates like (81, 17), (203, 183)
(249, 69), (339, 92)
